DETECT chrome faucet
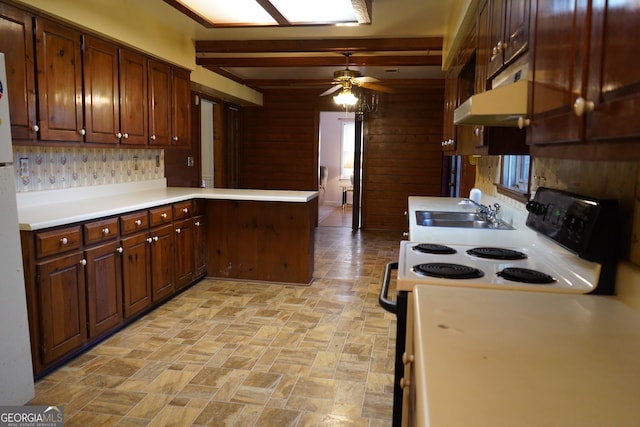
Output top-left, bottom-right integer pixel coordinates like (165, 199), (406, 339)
(463, 198), (501, 226)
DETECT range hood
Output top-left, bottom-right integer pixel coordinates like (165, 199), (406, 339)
(454, 64), (528, 127)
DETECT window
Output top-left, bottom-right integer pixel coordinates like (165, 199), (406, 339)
(340, 119), (355, 180)
(497, 155), (531, 202)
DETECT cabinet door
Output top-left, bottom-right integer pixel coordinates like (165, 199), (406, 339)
(85, 240), (123, 338)
(503, 0), (530, 64)
(441, 73), (457, 153)
(34, 18), (84, 142)
(174, 217), (195, 290)
(487, 0), (506, 78)
(0, 3), (37, 140)
(150, 223), (174, 302)
(121, 232), (152, 319)
(37, 252), (87, 365)
(83, 36), (120, 144)
(529, 0), (589, 145)
(585, 0), (640, 142)
(148, 60), (172, 146)
(171, 68), (191, 147)
(119, 49), (148, 145)
(194, 214), (207, 278)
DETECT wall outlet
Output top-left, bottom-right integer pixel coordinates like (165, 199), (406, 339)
(19, 158), (29, 178)
(187, 157), (194, 167)
(155, 155), (160, 168)
(133, 156), (139, 171)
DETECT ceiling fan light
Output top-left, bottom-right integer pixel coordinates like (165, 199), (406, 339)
(334, 90), (359, 106)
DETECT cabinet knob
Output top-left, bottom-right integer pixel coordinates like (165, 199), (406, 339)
(402, 352), (415, 365)
(123, 133), (129, 139)
(473, 127), (483, 137)
(78, 128), (86, 136)
(116, 132), (122, 139)
(175, 228), (181, 234)
(517, 117), (530, 129)
(80, 259), (87, 266)
(147, 237), (153, 243)
(135, 219), (142, 226)
(195, 221), (201, 227)
(400, 378), (411, 389)
(102, 227), (110, 235)
(60, 237), (68, 245)
(153, 236), (159, 242)
(32, 124), (40, 132)
(150, 135), (156, 141)
(117, 247), (123, 254)
(173, 136), (179, 142)
(161, 213), (167, 219)
(402, 232), (409, 237)
(573, 96), (595, 117)
(182, 208), (188, 214)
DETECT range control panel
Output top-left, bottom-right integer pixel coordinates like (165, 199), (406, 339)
(525, 187), (618, 262)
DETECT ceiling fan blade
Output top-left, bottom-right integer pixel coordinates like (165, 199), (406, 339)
(320, 85), (342, 96)
(355, 81), (396, 93)
(352, 76), (380, 84)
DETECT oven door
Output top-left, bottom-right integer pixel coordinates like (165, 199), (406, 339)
(379, 262), (406, 427)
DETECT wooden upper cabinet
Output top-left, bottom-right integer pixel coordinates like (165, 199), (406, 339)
(584, 0), (640, 143)
(148, 59), (172, 146)
(171, 68), (191, 147)
(529, 0), (588, 145)
(487, 0), (530, 79)
(0, 3), (37, 140)
(83, 36), (120, 144)
(34, 18), (84, 142)
(119, 48), (148, 145)
(441, 71), (457, 153)
(528, 0), (640, 154)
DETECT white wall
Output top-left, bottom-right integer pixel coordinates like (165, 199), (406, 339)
(319, 112), (354, 206)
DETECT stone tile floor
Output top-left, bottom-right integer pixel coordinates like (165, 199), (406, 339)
(29, 227), (401, 426)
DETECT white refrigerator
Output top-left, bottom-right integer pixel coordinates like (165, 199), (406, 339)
(0, 52), (35, 404)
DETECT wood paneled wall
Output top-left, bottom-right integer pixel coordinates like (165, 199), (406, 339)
(238, 82), (445, 230)
(362, 82), (445, 230)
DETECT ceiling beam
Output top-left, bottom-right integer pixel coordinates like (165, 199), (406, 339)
(196, 55), (441, 68)
(195, 37), (443, 53)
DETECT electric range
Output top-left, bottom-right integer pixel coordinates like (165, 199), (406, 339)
(380, 187), (619, 427)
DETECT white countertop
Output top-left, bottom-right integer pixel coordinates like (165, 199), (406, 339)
(16, 180), (318, 230)
(412, 285), (640, 427)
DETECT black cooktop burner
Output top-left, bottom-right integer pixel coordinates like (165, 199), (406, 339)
(497, 267), (556, 284)
(467, 247), (527, 260)
(414, 263), (484, 280)
(413, 243), (457, 255)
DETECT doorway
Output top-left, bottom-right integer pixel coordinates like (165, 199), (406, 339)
(201, 99), (215, 188)
(318, 111), (361, 228)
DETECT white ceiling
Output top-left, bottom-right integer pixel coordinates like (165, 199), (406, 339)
(126, 0), (461, 86)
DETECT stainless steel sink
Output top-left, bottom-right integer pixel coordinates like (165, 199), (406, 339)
(415, 210), (514, 230)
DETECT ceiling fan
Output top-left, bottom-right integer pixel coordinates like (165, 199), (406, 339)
(320, 53), (396, 99)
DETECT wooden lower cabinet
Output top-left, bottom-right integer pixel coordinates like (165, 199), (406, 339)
(150, 223), (175, 302)
(174, 217), (195, 290)
(194, 214), (207, 278)
(121, 232), (152, 319)
(85, 240), (123, 338)
(36, 251), (87, 366)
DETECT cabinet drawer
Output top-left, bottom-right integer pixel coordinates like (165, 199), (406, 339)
(84, 217), (119, 245)
(173, 200), (192, 220)
(35, 226), (82, 258)
(120, 211), (149, 235)
(149, 205), (173, 227)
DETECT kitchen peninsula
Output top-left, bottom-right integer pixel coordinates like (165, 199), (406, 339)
(17, 179), (318, 376)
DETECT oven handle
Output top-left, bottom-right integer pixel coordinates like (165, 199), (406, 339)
(379, 261), (398, 314)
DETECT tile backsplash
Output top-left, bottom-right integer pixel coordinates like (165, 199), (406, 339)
(12, 146), (164, 192)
